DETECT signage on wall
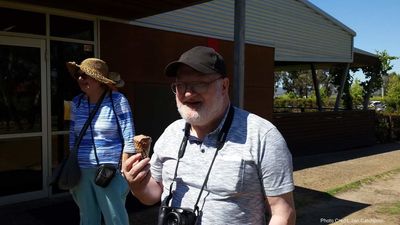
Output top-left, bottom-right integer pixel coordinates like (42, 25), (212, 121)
(83, 44), (93, 52)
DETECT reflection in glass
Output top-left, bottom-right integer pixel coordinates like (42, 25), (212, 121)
(50, 41), (94, 132)
(0, 137), (42, 196)
(0, 45), (42, 134)
(51, 134), (70, 193)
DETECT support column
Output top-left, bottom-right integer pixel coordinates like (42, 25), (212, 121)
(233, 0), (245, 108)
(334, 63), (350, 111)
(311, 64), (322, 111)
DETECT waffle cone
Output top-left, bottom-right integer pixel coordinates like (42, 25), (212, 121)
(134, 134), (152, 158)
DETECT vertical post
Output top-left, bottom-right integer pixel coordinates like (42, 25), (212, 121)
(311, 64), (322, 111)
(334, 63), (350, 111)
(233, 0), (245, 108)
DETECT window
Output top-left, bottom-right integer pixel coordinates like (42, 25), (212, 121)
(50, 15), (94, 41)
(0, 7), (45, 35)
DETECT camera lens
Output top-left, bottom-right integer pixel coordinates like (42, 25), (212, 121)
(166, 212), (181, 225)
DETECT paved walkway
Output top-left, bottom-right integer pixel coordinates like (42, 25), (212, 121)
(293, 142), (400, 191)
(293, 142), (400, 225)
(1, 142), (400, 225)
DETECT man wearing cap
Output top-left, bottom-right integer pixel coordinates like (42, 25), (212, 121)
(123, 46), (295, 225)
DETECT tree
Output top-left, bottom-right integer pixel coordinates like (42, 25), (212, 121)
(360, 50), (398, 110)
(277, 69), (331, 99)
(385, 73), (400, 112)
(350, 79), (363, 108)
(329, 65), (354, 110)
(278, 70), (313, 97)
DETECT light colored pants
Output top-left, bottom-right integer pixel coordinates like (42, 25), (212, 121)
(70, 168), (130, 225)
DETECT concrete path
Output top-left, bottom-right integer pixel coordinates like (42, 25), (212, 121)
(294, 142), (400, 225)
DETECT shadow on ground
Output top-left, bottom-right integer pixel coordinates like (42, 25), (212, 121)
(0, 187), (371, 225)
(0, 197), (79, 225)
(293, 142), (400, 171)
(0, 194), (159, 225)
(294, 186), (370, 225)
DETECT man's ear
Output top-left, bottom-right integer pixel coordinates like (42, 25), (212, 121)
(222, 77), (230, 94)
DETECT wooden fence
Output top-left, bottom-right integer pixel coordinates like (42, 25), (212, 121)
(272, 110), (376, 156)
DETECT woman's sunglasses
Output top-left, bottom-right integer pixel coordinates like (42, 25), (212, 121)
(73, 71), (88, 80)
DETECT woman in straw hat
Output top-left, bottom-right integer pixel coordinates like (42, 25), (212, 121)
(66, 58), (134, 225)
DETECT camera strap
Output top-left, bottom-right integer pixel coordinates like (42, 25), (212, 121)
(164, 105), (235, 214)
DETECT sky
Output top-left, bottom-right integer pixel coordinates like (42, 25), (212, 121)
(308, 0), (400, 79)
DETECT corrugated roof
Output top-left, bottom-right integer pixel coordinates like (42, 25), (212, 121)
(134, 0), (356, 63)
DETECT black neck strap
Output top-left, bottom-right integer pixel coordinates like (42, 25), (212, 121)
(164, 105), (235, 214)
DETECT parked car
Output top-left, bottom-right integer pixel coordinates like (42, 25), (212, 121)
(369, 101), (386, 111)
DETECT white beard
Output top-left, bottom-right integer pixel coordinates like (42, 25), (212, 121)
(177, 88), (225, 126)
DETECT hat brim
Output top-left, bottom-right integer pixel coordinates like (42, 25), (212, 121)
(115, 79), (125, 88)
(80, 66), (116, 85)
(66, 62), (80, 78)
(66, 61), (116, 85)
(164, 61), (217, 77)
(108, 72), (124, 88)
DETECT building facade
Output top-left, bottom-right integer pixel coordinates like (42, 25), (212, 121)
(0, 0), (365, 205)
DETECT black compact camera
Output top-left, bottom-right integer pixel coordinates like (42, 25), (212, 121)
(94, 163), (116, 187)
(158, 205), (197, 225)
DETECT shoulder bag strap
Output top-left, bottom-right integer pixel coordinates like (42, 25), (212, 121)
(76, 90), (106, 160)
(109, 92), (125, 169)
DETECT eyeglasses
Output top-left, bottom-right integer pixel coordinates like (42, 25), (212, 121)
(171, 76), (223, 95)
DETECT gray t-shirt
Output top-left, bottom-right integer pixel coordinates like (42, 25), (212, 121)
(150, 106), (294, 225)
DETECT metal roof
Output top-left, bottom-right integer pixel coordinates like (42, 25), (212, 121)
(134, 0), (356, 63)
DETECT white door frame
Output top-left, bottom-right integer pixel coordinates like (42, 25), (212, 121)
(0, 35), (49, 205)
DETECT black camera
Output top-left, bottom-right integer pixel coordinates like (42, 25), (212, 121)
(158, 205), (197, 225)
(94, 163), (116, 187)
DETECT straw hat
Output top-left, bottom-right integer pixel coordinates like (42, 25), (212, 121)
(109, 72), (125, 88)
(66, 58), (122, 86)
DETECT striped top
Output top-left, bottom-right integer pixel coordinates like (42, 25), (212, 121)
(69, 91), (135, 168)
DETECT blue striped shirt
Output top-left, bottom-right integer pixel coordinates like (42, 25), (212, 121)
(69, 91), (135, 168)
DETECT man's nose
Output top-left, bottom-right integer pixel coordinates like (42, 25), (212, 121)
(183, 85), (196, 96)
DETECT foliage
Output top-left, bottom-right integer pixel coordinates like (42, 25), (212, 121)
(385, 73), (400, 112)
(317, 70), (335, 98)
(378, 50), (399, 74)
(359, 50), (399, 109)
(378, 201), (400, 215)
(274, 95), (337, 112)
(329, 65), (353, 109)
(375, 111), (400, 143)
(350, 79), (363, 107)
(274, 96), (316, 112)
(281, 70), (313, 97)
(327, 169), (400, 196)
(275, 69), (333, 100)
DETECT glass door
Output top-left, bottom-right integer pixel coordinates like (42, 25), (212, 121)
(0, 36), (47, 204)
